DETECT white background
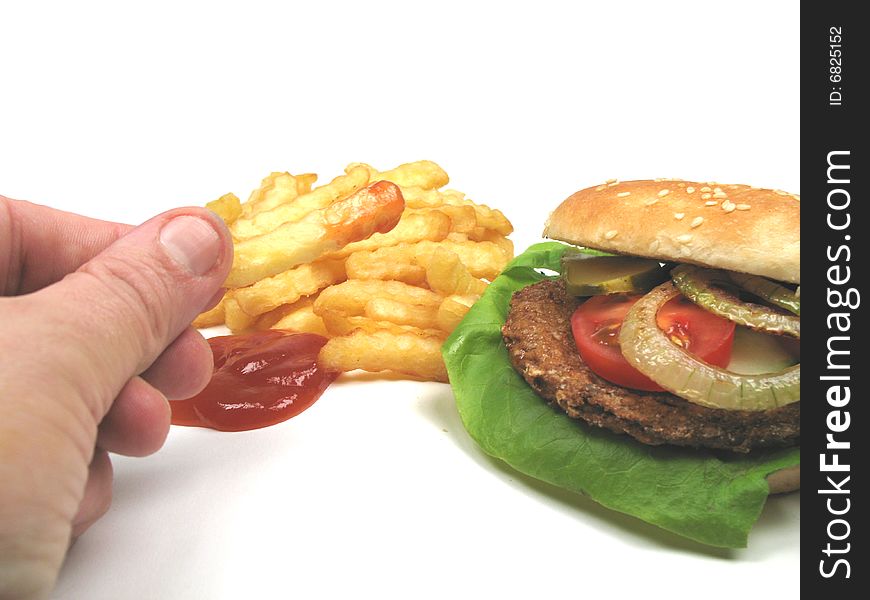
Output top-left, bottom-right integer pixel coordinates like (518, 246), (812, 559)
(1, 1), (799, 599)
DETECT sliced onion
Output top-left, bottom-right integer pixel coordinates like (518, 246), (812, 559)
(671, 265), (800, 339)
(729, 272), (800, 315)
(618, 282), (800, 411)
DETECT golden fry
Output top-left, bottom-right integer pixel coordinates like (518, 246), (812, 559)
(295, 173), (318, 195)
(225, 181), (404, 288)
(402, 186), (512, 235)
(345, 239), (508, 282)
(467, 205), (512, 236)
(346, 160), (448, 190)
(315, 279), (442, 317)
(251, 303), (297, 330)
(345, 250), (427, 285)
(364, 297), (439, 330)
(223, 295), (256, 333)
(207, 193), (243, 226)
(326, 210), (451, 259)
(192, 296), (227, 328)
(451, 230), (513, 259)
(401, 186), (460, 209)
(419, 205), (477, 234)
(425, 247), (488, 296)
(318, 310), (441, 338)
(318, 329), (448, 382)
(240, 172), (301, 218)
(233, 259), (346, 316)
(267, 296), (330, 337)
(232, 166), (369, 239)
(435, 294), (478, 333)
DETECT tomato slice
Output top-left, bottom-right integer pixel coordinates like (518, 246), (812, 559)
(570, 293), (735, 391)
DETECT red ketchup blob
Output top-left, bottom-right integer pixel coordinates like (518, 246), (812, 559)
(170, 331), (338, 431)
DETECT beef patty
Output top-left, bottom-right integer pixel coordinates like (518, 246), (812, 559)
(501, 279), (800, 453)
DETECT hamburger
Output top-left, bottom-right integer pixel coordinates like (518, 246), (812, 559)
(442, 179), (800, 547)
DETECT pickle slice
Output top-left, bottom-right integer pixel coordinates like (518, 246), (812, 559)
(561, 255), (670, 296)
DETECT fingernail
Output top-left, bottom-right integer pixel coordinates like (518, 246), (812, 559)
(159, 216), (221, 276)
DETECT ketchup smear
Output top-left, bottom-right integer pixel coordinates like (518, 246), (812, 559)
(170, 331), (338, 432)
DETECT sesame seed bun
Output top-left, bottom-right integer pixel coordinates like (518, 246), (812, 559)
(543, 180), (800, 284)
(767, 464), (800, 494)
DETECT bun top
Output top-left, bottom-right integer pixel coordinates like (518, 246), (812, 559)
(544, 179), (800, 284)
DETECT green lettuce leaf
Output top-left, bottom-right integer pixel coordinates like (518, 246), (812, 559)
(442, 241), (799, 548)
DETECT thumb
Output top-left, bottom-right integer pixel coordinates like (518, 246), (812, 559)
(38, 208), (232, 421)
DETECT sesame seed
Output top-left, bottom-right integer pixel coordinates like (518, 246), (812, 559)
(686, 186), (696, 193)
(722, 201), (736, 213)
(736, 204), (751, 210)
(674, 212), (685, 220)
(644, 198), (659, 206)
(677, 182), (686, 188)
(607, 178), (619, 187)
(595, 184), (607, 191)
(604, 230), (618, 240)
(690, 216), (704, 228)
(701, 193), (712, 200)
(774, 189), (789, 196)
(700, 186), (712, 192)
(705, 200), (718, 206)
(617, 191), (631, 197)
(658, 189), (670, 197)
(676, 234), (693, 243)
(713, 191), (728, 199)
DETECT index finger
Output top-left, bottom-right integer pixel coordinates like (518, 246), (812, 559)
(0, 195), (133, 295)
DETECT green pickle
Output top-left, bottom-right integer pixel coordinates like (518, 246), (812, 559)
(561, 254), (670, 296)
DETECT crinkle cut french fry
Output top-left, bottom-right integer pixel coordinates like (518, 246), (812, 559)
(206, 193), (243, 226)
(241, 172), (302, 219)
(232, 166), (369, 239)
(314, 279), (442, 317)
(252, 302), (298, 331)
(413, 205), (477, 234)
(266, 296), (330, 337)
(233, 259), (346, 316)
(455, 229), (514, 258)
(346, 160), (448, 190)
(402, 186), (513, 236)
(344, 252), (427, 285)
(225, 181), (404, 288)
(318, 329), (448, 382)
(325, 210), (451, 259)
(346, 239), (508, 281)
(364, 297), (439, 330)
(425, 247), (487, 296)
(435, 294), (477, 333)
(319, 310), (443, 338)
(192, 296), (227, 328)
(224, 296), (256, 333)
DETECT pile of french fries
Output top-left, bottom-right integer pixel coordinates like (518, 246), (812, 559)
(194, 160), (514, 382)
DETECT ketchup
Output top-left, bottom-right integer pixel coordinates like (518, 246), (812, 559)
(170, 331), (338, 431)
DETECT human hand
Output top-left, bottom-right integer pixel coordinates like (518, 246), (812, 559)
(0, 196), (232, 599)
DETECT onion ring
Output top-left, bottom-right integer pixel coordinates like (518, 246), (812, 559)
(671, 265), (800, 338)
(619, 282), (800, 411)
(729, 272), (801, 316)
